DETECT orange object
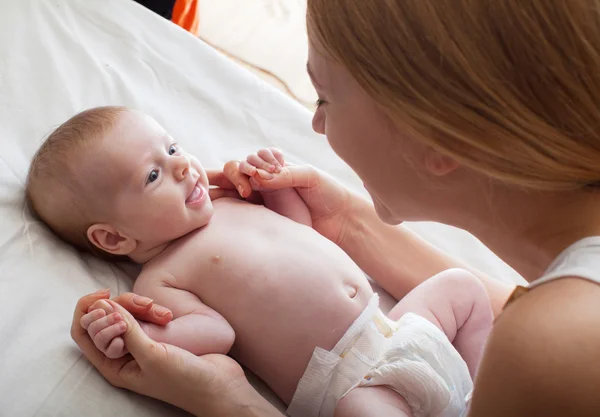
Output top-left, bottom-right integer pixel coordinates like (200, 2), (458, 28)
(172, 0), (199, 35)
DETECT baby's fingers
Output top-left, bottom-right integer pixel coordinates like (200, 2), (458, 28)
(257, 148), (283, 172)
(87, 312), (123, 338)
(104, 336), (127, 359)
(239, 160), (257, 177)
(80, 308), (106, 330)
(247, 152), (278, 173)
(93, 320), (128, 353)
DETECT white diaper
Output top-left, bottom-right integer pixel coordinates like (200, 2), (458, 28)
(287, 295), (472, 417)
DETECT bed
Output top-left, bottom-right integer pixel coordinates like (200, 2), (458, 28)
(0, 1), (525, 416)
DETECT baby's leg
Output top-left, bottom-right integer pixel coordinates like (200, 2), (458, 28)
(334, 386), (412, 417)
(388, 268), (493, 378)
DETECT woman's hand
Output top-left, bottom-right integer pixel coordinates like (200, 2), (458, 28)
(71, 290), (276, 417)
(207, 156), (363, 245)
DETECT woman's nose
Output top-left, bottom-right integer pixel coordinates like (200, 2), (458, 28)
(312, 108), (325, 135)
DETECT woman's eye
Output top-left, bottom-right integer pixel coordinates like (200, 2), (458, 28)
(316, 98), (325, 108)
(147, 169), (159, 183)
(169, 145), (178, 155)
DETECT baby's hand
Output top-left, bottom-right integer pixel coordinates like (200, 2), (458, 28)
(239, 148), (285, 191)
(80, 300), (128, 359)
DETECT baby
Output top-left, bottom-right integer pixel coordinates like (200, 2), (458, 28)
(27, 106), (493, 417)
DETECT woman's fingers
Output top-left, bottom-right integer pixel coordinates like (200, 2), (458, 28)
(206, 169), (236, 189)
(249, 177), (262, 191)
(104, 300), (160, 364)
(73, 290), (110, 336)
(224, 160), (252, 197)
(252, 164), (319, 190)
(71, 291), (132, 383)
(110, 292), (173, 325)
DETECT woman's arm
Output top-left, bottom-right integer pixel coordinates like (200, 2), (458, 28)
(468, 277), (600, 416)
(72, 291), (285, 417)
(342, 197), (514, 317)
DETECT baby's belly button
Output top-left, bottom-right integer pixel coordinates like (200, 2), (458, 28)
(344, 283), (358, 298)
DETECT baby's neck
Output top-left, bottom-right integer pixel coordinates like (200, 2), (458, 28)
(129, 242), (171, 264)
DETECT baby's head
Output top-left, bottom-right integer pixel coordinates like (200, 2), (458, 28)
(26, 106), (213, 261)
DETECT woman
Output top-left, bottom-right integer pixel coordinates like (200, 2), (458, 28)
(72, 0), (600, 415)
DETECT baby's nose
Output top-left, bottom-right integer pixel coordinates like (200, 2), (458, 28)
(177, 164), (189, 180)
(174, 156), (190, 180)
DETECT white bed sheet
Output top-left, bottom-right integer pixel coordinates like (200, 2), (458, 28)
(0, 1), (525, 416)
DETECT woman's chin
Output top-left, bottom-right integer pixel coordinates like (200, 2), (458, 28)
(373, 198), (402, 225)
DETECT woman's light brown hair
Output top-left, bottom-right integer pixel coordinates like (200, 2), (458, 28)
(308, 0), (600, 190)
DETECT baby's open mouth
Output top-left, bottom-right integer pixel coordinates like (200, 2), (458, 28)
(186, 182), (205, 205)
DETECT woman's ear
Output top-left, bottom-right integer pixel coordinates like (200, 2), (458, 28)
(87, 224), (137, 256)
(424, 147), (460, 176)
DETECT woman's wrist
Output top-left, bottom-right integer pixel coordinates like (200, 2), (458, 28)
(190, 382), (283, 417)
(339, 196), (421, 299)
(338, 192), (376, 252)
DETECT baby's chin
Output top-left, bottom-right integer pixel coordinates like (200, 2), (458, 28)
(186, 207), (214, 233)
(148, 204), (214, 244)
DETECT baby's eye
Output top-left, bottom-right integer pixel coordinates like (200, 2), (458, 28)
(169, 144), (178, 155)
(147, 169), (159, 184)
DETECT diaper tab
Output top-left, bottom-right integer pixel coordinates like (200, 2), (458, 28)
(287, 347), (342, 417)
(288, 294), (381, 417)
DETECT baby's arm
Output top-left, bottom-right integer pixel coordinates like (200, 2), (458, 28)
(82, 278), (235, 359)
(133, 277), (235, 356)
(240, 148), (312, 227)
(388, 269), (493, 378)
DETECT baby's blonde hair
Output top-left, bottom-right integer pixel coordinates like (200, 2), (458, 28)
(26, 106), (127, 252)
(308, 0), (600, 190)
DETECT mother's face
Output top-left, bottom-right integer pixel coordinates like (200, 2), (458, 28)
(307, 38), (456, 224)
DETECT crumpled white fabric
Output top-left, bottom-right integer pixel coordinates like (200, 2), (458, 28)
(288, 295), (472, 417)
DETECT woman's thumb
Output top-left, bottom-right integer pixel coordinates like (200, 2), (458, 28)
(258, 164), (318, 189)
(106, 300), (157, 362)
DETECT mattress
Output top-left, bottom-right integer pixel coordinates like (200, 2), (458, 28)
(0, 1), (525, 416)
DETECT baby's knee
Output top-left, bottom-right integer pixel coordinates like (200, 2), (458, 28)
(431, 268), (487, 299)
(430, 269), (492, 326)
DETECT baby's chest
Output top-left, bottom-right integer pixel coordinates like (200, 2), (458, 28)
(160, 227), (275, 286)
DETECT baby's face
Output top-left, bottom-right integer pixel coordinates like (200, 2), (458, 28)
(87, 110), (213, 253)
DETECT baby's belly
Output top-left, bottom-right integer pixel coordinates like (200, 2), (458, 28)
(229, 271), (373, 404)
(174, 199), (375, 403)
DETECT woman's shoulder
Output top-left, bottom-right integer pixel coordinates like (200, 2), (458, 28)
(470, 277), (600, 416)
(499, 276), (600, 348)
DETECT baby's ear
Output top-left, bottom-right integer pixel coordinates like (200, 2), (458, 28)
(87, 224), (136, 256)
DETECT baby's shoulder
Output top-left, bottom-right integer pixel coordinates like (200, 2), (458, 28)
(136, 263), (178, 290)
